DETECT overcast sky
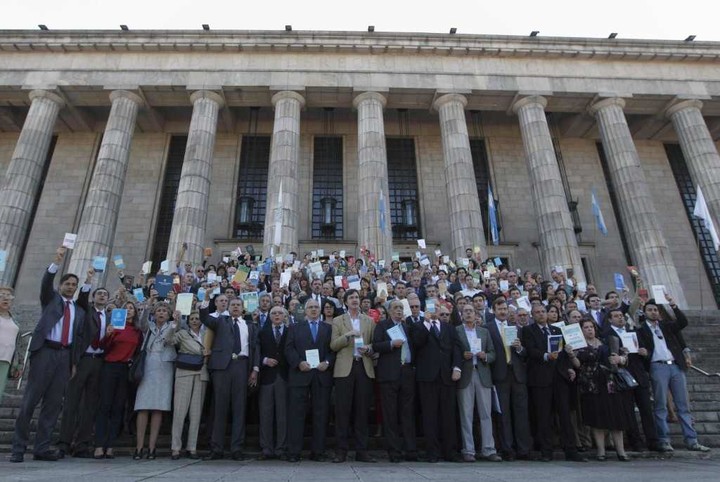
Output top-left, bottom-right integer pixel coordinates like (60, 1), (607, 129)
(2, 0), (719, 42)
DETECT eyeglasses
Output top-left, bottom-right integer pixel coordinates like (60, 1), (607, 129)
(0, 294), (15, 300)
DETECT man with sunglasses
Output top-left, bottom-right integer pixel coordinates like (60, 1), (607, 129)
(636, 295), (710, 453)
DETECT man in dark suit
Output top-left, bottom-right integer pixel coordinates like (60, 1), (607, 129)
(636, 297), (710, 452)
(11, 247), (87, 463)
(256, 305), (289, 460)
(299, 278), (325, 306)
(522, 304), (585, 462)
(200, 298), (260, 460)
(58, 267), (107, 458)
(372, 300), (417, 462)
(284, 299), (335, 462)
(405, 295), (424, 325)
(603, 308), (659, 452)
(411, 303), (462, 463)
(486, 298), (532, 460)
(586, 294), (607, 329)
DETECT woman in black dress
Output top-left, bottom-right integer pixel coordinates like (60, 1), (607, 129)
(568, 319), (633, 461)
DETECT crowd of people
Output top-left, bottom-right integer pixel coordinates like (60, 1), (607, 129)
(1, 243), (712, 464)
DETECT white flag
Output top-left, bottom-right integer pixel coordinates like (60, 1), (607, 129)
(693, 186), (720, 251)
(273, 180), (283, 247)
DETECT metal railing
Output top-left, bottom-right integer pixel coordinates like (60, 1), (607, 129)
(690, 365), (720, 378)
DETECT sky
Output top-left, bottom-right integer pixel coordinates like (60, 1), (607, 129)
(1, 0), (719, 42)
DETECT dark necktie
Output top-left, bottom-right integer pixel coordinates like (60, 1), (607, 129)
(233, 318), (242, 353)
(260, 313), (267, 327)
(431, 321), (440, 337)
(542, 326), (550, 338)
(61, 300), (72, 346)
(274, 325), (282, 344)
(310, 321), (318, 343)
(91, 311), (103, 349)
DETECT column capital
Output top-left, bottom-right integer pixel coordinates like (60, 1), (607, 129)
(28, 89), (64, 107)
(511, 95), (547, 114)
(109, 89), (143, 106)
(190, 90), (224, 107)
(432, 93), (467, 112)
(271, 90), (305, 108)
(352, 91), (387, 109)
(665, 99), (703, 119)
(588, 97), (626, 116)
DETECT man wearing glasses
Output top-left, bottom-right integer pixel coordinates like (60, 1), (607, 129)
(636, 296), (710, 453)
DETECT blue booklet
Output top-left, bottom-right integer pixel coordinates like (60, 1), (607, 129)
(155, 275), (174, 298)
(111, 308), (127, 330)
(92, 256), (108, 272)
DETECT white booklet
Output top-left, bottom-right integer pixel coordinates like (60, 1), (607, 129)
(386, 324), (406, 342)
(504, 325), (518, 346)
(305, 349), (320, 369)
(620, 332), (639, 354)
(560, 323), (588, 350)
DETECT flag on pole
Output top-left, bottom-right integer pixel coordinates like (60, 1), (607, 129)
(694, 185), (720, 251)
(488, 184), (499, 245)
(273, 180), (283, 247)
(591, 189), (608, 235)
(379, 189), (387, 233)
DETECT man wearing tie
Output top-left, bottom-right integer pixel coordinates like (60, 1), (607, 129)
(254, 294), (272, 330)
(11, 247), (87, 463)
(257, 305), (289, 460)
(586, 294), (605, 328)
(330, 289), (376, 463)
(200, 298), (259, 460)
(485, 298), (532, 461)
(58, 267), (108, 458)
(300, 279), (325, 306)
(284, 299), (335, 462)
(372, 300), (417, 462)
(405, 295), (424, 325)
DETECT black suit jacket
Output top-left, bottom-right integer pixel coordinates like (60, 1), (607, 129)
(485, 317), (527, 384)
(200, 307), (260, 371)
(411, 320), (461, 385)
(603, 326), (650, 387)
(30, 268), (87, 365)
(76, 286), (102, 353)
(284, 320), (335, 387)
(257, 322), (288, 385)
(372, 319), (415, 383)
(521, 323), (562, 387)
(636, 306), (689, 371)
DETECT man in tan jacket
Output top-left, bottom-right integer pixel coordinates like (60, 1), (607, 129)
(330, 289), (376, 463)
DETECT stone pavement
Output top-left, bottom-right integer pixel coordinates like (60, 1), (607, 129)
(0, 452), (717, 482)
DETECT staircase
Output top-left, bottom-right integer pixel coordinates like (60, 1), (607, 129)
(1, 310), (719, 453)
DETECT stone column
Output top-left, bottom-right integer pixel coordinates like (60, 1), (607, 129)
(433, 93), (487, 260)
(67, 90), (142, 284)
(0, 90), (64, 285)
(590, 97), (686, 307)
(165, 90), (223, 266)
(512, 96), (586, 283)
(263, 91), (305, 258)
(353, 92), (393, 262)
(666, 100), (720, 230)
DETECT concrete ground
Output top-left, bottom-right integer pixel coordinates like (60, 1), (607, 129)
(0, 451), (717, 482)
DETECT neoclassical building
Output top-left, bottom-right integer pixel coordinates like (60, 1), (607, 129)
(1, 29), (720, 311)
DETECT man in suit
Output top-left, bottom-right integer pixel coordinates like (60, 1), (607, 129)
(522, 304), (586, 462)
(252, 293), (272, 330)
(299, 278), (325, 306)
(11, 247), (87, 463)
(603, 308), (660, 452)
(448, 267), (468, 295)
(405, 295), (424, 325)
(486, 297), (532, 460)
(455, 304), (502, 462)
(372, 300), (417, 462)
(636, 297), (710, 452)
(58, 267), (107, 458)
(330, 289), (376, 463)
(200, 298), (260, 460)
(284, 299), (335, 462)
(256, 305), (289, 460)
(411, 303), (462, 463)
(586, 294), (606, 329)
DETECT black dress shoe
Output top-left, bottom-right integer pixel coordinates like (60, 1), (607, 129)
(171, 453), (180, 460)
(426, 457), (439, 463)
(309, 453), (327, 462)
(540, 454), (553, 462)
(33, 451), (60, 461)
(147, 449), (157, 460)
(445, 454), (463, 463)
(132, 449), (142, 460)
(9, 453), (24, 463)
(389, 455), (402, 463)
(187, 452), (199, 460)
(617, 454), (631, 462)
(404, 453), (418, 462)
(204, 452), (223, 461)
(277, 453), (288, 461)
(74, 449), (94, 459)
(57, 449), (66, 460)
(231, 451), (245, 461)
(287, 455), (300, 463)
(566, 453), (588, 462)
(355, 452), (376, 463)
(332, 452), (347, 463)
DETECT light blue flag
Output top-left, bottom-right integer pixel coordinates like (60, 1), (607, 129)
(591, 189), (608, 235)
(379, 189), (387, 233)
(488, 184), (499, 245)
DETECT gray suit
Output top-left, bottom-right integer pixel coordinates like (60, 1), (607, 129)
(12, 267), (87, 457)
(455, 324), (497, 458)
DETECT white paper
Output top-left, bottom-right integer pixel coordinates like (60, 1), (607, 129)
(334, 275), (344, 288)
(62, 233), (77, 249)
(426, 300), (436, 313)
(386, 324), (407, 342)
(575, 300), (587, 312)
(652, 285), (668, 304)
(504, 325), (518, 346)
(517, 296), (531, 311)
(376, 282), (388, 298)
(500, 280), (509, 292)
(443, 255), (450, 263)
(471, 337), (483, 354)
(160, 259), (170, 273)
(434, 249), (442, 256)
(560, 323), (588, 349)
(311, 250), (317, 259)
(280, 271), (292, 288)
(417, 239), (426, 249)
(317, 249), (324, 257)
(353, 337), (365, 357)
(461, 258), (469, 267)
(552, 321), (566, 329)
(340, 250), (346, 258)
(620, 332), (639, 354)
(420, 255), (430, 266)
(577, 281), (587, 292)
(305, 349), (320, 369)
(401, 299), (412, 318)
(176, 293), (194, 316)
(309, 261), (323, 274)
(207, 271), (217, 282)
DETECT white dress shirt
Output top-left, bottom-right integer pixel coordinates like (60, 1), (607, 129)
(647, 320), (674, 363)
(233, 317), (250, 357)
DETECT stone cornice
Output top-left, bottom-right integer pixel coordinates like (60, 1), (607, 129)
(1, 30), (719, 62)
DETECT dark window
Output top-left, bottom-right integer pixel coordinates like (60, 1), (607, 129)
(470, 138), (492, 239)
(387, 138), (421, 240)
(235, 136), (271, 239)
(665, 144), (720, 308)
(596, 143), (633, 269)
(312, 137), (343, 239)
(548, 114), (582, 235)
(151, 136), (187, 268)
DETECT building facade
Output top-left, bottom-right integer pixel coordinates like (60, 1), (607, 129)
(1, 29), (720, 311)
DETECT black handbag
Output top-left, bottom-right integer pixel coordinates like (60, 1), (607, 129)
(128, 332), (150, 383)
(612, 367), (639, 391)
(175, 353), (204, 371)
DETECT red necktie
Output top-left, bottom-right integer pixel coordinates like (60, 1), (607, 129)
(61, 300), (71, 346)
